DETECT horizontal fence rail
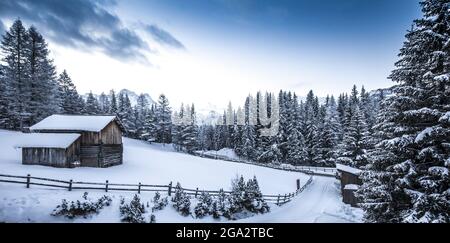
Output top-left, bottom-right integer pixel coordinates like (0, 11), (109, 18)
(0, 173), (314, 206)
(193, 151), (337, 177)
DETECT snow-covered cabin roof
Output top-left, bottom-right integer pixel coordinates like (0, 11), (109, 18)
(336, 164), (362, 175)
(15, 133), (81, 149)
(30, 115), (118, 132)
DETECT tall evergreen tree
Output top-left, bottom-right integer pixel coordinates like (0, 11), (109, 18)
(318, 96), (341, 166)
(84, 91), (100, 115)
(1, 19), (31, 129)
(98, 92), (111, 114)
(109, 90), (118, 115)
(57, 70), (83, 114)
(27, 26), (59, 124)
(358, 0), (450, 223)
(155, 94), (172, 144)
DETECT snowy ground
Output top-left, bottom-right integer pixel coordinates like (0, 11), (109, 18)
(0, 129), (363, 223)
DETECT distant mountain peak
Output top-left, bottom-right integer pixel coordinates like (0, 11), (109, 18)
(83, 89), (155, 107)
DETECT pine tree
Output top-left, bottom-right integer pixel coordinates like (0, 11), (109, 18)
(194, 192), (213, 218)
(57, 70), (83, 114)
(141, 104), (158, 143)
(359, 0), (450, 223)
(84, 91), (100, 115)
(27, 26), (59, 124)
(244, 176), (270, 214)
(109, 90), (118, 115)
(118, 93), (135, 137)
(337, 105), (370, 168)
(155, 94), (172, 144)
(318, 96), (341, 166)
(171, 183), (191, 216)
(0, 64), (9, 128)
(98, 92), (111, 114)
(1, 19), (31, 129)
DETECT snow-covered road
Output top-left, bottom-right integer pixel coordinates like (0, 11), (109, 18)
(240, 176), (364, 223)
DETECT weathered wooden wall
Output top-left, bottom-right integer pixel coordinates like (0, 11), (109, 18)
(80, 144), (123, 168)
(100, 121), (122, 145)
(23, 148), (67, 167)
(29, 119), (123, 168)
(79, 121), (122, 145)
(339, 171), (362, 193)
(22, 139), (81, 168)
(343, 188), (358, 207)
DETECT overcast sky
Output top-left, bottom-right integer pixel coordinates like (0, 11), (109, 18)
(0, 0), (422, 108)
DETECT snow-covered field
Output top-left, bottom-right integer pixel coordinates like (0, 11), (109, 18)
(0, 129), (363, 223)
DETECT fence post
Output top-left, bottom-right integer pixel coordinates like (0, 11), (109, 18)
(168, 181), (173, 196)
(138, 182), (141, 194)
(296, 179), (300, 191)
(105, 180), (109, 192)
(26, 174), (30, 188)
(195, 188), (199, 198)
(69, 179), (73, 191)
(284, 194), (287, 203)
(277, 194), (280, 205)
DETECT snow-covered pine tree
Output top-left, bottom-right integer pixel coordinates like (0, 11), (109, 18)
(358, 0), (450, 223)
(276, 91), (287, 160)
(318, 96), (341, 166)
(181, 104), (198, 153)
(303, 91), (321, 165)
(171, 105), (183, 151)
(244, 176), (270, 214)
(57, 70), (83, 114)
(84, 91), (100, 115)
(98, 92), (111, 114)
(109, 90), (118, 115)
(141, 104), (158, 143)
(134, 94), (149, 138)
(194, 191), (213, 218)
(0, 64), (9, 128)
(337, 104), (370, 168)
(155, 94), (172, 144)
(118, 93), (136, 137)
(233, 106), (244, 155)
(229, 175), (247, 215)
(171, 182), (191, 216)
(1, 19), (31, 129)
(27, 26), (60, 124)
(239, 96), (257, 160)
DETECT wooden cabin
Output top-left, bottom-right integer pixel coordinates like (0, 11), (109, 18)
(336, 164), (363, 207)
(28, 115), (124, 168)
(17, 133), (81, 168)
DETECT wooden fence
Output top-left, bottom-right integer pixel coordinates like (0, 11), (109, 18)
(193, 151), (336, 177)
(0, 174), (314, 206)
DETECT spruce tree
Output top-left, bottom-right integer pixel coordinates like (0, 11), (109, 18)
(359, 0), (450, 223)
(57, 70), (83, 114)
(85, 91), (100, 115)
(155, 94), (172, 144)
(109, 90), (118, 115)
(27, 26), (59, 124)
(318, 96), (341, 166)
(1, 19), (31, 129)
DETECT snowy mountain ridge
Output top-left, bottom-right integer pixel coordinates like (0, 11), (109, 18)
(83, 89), (155, 107)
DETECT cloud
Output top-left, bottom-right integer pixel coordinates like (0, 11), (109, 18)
(0, 0), (183, 63)
(144, 24), (185, 50)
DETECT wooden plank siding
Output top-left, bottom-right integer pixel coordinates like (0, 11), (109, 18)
(78, 121), (123, 167)
(26, 119), (123, 168)
(339, 171), (362, 193)
(22, 138), (81, 168)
